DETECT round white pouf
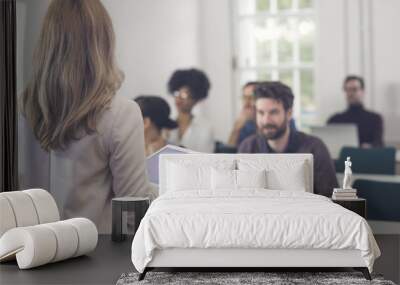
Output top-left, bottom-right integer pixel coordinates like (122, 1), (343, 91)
(0, 192), (39, 227)
(42, 221), (79, 262)
(0, 196), (17, 237)
(0, 226), (57, 269)
(0, 218), (98, 269)
(63, 218), (98, 257)
(23, 189), (60, 224)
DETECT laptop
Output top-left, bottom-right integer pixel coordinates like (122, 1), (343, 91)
(310, 124), (359, 159)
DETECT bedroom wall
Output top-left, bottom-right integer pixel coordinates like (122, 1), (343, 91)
(370, 0), (400, 144)
(17, 0), (400, 189)
(102, 0), (235, 143)
(16, 0), (51, 190)
(101, 0), (200, 104)
(16, 0), (203, 190)
(315, 0), (400, 144)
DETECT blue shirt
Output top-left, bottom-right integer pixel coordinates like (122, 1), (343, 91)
(237, 120), (257, 146)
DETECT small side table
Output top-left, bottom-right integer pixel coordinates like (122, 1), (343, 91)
(332, 198), (367, 218)
(112, 197), (150, 242)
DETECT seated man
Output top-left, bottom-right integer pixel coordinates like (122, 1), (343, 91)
(238, 81), (338, 197)
(327, 75), (384, 148)
(228, 81), (296, 148)
(228, 81), (258, 147)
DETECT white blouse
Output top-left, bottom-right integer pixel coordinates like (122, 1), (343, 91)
(168, 116), (215, 153)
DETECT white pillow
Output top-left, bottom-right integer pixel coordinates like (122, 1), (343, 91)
(211, 168), (267, 190)
(166, 162), (210, 191)
(236, 169), (267, 188)
(237, 158), (309, 192)
(166, 160), (235, 191)
(211, 168), (236, 190)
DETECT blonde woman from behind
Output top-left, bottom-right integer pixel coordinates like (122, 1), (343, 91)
(21, 0), (152, 233)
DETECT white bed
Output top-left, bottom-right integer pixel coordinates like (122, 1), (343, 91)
(131, 154), (380, 280)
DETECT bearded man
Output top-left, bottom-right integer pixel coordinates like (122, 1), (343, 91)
(238, 81), (338, 197)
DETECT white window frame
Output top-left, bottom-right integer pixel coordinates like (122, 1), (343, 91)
(231, 0), (316, 128)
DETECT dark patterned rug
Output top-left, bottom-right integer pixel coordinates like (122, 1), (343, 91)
(116, 271), (396, 285)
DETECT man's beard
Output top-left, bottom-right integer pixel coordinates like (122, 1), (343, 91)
(259, 119), (288, 140)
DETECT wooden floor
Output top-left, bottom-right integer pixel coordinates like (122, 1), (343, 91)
(1, 235), (398, 284)
(373, 234), (400, 284)
(0, 235), (134, 285)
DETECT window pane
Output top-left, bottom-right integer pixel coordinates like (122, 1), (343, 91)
(240, 70), (257, 83)
(300, 69), (314, 111)
(236, 1), (316, 126)
(279, 70), (293, 88)
(278, 0), (292, 11)
(238, 17), (313, 66)
(256, 0), (270, 12)
(256, 69), (273, 81)
(299, 18), (315, 63)
(300, 69), (315, 127)
(278, 38), (293, 64)
(277, 17), (296, 64)
(237, 0), (270, 15)
(239, 18), (276, 67)
(299, 0), (312, 9)
(256, 39), (272, 65)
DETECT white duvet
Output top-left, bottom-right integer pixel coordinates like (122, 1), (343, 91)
(131, 190), (380, 273)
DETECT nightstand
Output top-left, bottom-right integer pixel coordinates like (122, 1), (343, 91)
(332, 198), (367, 218)
(111, 197), (150, 242)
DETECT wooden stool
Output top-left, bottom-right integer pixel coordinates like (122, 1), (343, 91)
(111, 197), (149, 242)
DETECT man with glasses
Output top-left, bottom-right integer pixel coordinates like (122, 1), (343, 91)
(228, 82), (258, 147)
(327, 75), (384, 148)
(167, 68), (215, 153)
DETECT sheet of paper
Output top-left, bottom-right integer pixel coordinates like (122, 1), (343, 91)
(146, 144), (198, 184)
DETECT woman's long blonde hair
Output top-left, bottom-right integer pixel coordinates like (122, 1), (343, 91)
(21, 0), (123, 151)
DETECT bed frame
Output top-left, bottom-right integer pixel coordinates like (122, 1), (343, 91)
(138, 248), (371, 280)
(138, 154), (372, 281)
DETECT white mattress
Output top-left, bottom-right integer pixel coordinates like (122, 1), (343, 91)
(131, 190), (380, 273)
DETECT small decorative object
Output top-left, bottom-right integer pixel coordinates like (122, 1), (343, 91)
(112, 197), (150, 242)
(343, 157), (353, 190)
(332, 157), (358, 200)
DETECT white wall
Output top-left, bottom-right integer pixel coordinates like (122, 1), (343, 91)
(371, 0), (400, 143)
(315, 0), (400, 143)
(102, 0), (235, 142)
(314, 0), (347, 125)
(16, 0), (400, 188)
(198, 0), (235, 141)
(102, 0), (200, 99)
(17, 0), (51, 190)
(16, 0), (208, 189)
